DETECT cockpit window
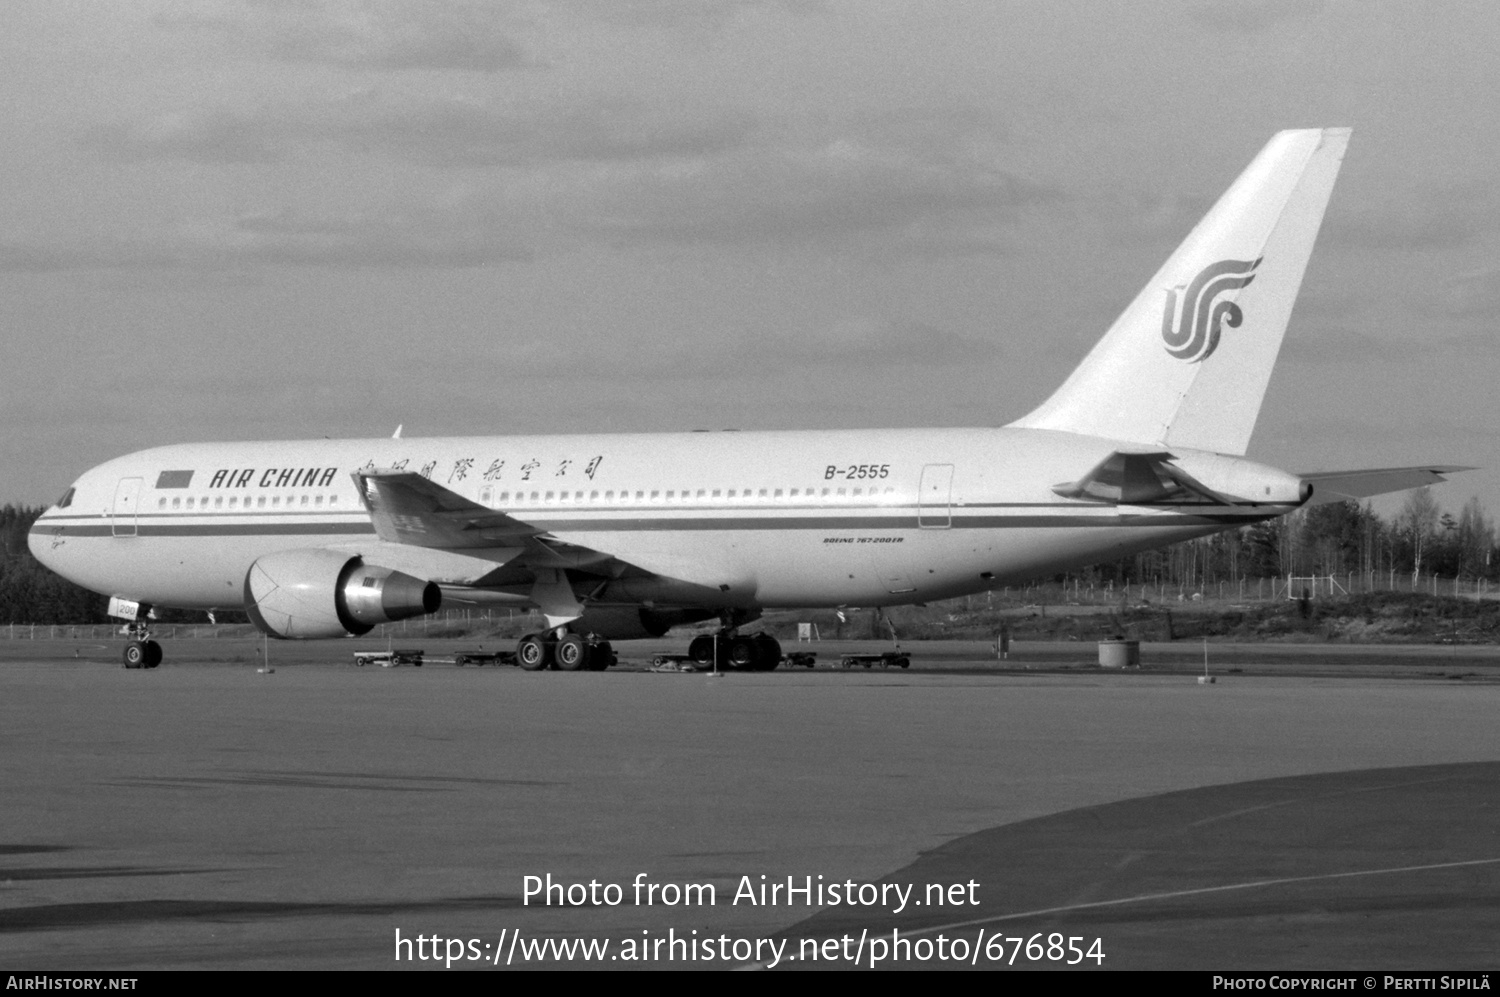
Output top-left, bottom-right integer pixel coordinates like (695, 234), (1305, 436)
(56, 487), (75, 509)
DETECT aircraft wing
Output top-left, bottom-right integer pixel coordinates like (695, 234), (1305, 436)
(351, 469), (620, 571)
(352, 469), (642, 627)
(1298, 465), (1473, 505)
(352, 469), (542, 548)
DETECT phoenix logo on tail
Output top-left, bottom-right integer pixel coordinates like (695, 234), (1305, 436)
(1161, 257), (1262, 363)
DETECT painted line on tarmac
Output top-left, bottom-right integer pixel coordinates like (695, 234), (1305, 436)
(739, 855), (1500, 969)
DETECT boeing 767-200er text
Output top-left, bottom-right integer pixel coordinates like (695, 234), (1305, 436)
(29, 128), (1468, 670)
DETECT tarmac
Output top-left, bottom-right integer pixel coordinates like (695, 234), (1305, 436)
(1, 636), (1498, 970)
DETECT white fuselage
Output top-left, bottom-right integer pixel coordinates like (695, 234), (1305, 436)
(29, 426), (1296, 615)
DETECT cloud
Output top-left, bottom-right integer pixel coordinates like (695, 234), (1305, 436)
(581, 142), (1048, 247)
(1184, 0), (1322, 33)
(81, 95), (1045, 258)
(0, 208), (533, 272)
(85, 94), (761, 168)
(457, 317), (1002, 385)
(159, 0), (532, 73)
(558, 0), (827, 29)
(1323, 185), (1497, 250)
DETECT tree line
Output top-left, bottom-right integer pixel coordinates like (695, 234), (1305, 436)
(3, 489), (1496, 624)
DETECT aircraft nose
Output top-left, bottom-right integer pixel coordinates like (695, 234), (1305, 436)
(28, 516), (59, 568)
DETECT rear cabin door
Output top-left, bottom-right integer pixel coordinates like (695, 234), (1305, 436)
(918, 464), (953, 529)
(111, 477), (142, 537)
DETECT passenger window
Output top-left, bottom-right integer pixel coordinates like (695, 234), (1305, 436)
(590, 491), (599, 501)
(229, 497), (238, 508)
(329, 495), (338, 505)
(257, 496), (266, 508)
(712, 490), (721, 498)
(215, 496), (223, 508)
(530, 491), (539, 502)
(172, 497), (181, 509)
(158, 498), (166, 509)
(696, 489), (706, 499)
(775, 489), (784, 498)
(271, 496), (280, 507)
(635, 491), (644, 500)
(315, 495), (324, 506)
(759, 489), (768, 498)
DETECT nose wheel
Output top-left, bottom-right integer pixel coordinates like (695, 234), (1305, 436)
(124, 640), (161, 669)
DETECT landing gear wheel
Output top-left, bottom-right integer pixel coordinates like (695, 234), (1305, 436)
(516, 634), (551, 671)
(726, 636), (758, 671)
(688, 635), (714, 666)
(555, 634), (587, 671)
(586, 640), (614, 671)
(752, 634), (781, 671)
(143, 640), (162, 668)
(123, 642), (145, 669)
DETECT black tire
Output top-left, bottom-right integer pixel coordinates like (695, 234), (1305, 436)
(143, 640), (162, 668)
(726, 637), (758, 671)
(897, 656), (910, 669)
(123, 642), (145, 669)
(455, 655), (468, 667)
(586, 641), (613, 672)
(555, 634), (587, 671)
(688, 635), (714, 664)
(517, 634), (550, 671)
(753, 634), (782, 671)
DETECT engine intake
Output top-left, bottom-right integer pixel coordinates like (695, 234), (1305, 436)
(244, 548), (440, 639)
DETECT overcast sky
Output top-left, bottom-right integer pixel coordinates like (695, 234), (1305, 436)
(3, 0), (1496, 521)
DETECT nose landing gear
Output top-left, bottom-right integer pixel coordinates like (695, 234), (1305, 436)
(122, 621), (161, 669)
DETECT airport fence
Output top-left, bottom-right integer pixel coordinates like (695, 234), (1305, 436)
(4, 578), (1495, 640)
(1002, 571), (1496, 607)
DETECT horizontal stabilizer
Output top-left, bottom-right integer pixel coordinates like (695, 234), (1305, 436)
(1299, 466), (1474, 505)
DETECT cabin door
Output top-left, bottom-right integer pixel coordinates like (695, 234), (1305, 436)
(111, 477), (142, 538)
(917, 464), (953, 529)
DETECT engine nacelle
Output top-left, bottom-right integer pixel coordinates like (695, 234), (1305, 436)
(569, 606), (717, 640)
(244, 548), (441, 639)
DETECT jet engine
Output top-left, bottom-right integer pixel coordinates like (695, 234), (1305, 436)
(243, 548), (440, 639)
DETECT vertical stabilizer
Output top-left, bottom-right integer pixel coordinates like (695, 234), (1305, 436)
(1009, 128), (1350, 455)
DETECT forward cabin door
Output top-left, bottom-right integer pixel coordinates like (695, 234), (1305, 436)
(111, 477), (142, 538)
(918, 464), (953, 529)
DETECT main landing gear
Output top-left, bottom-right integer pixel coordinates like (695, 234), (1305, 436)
(687, 631), (782, 672)
(122, 622), (161, 669)
(515, 631), (616, 672)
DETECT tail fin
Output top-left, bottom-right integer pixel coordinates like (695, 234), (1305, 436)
(1009, 128), (1350, 456)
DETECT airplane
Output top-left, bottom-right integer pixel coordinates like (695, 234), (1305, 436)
(28, 127), (1468, 670)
